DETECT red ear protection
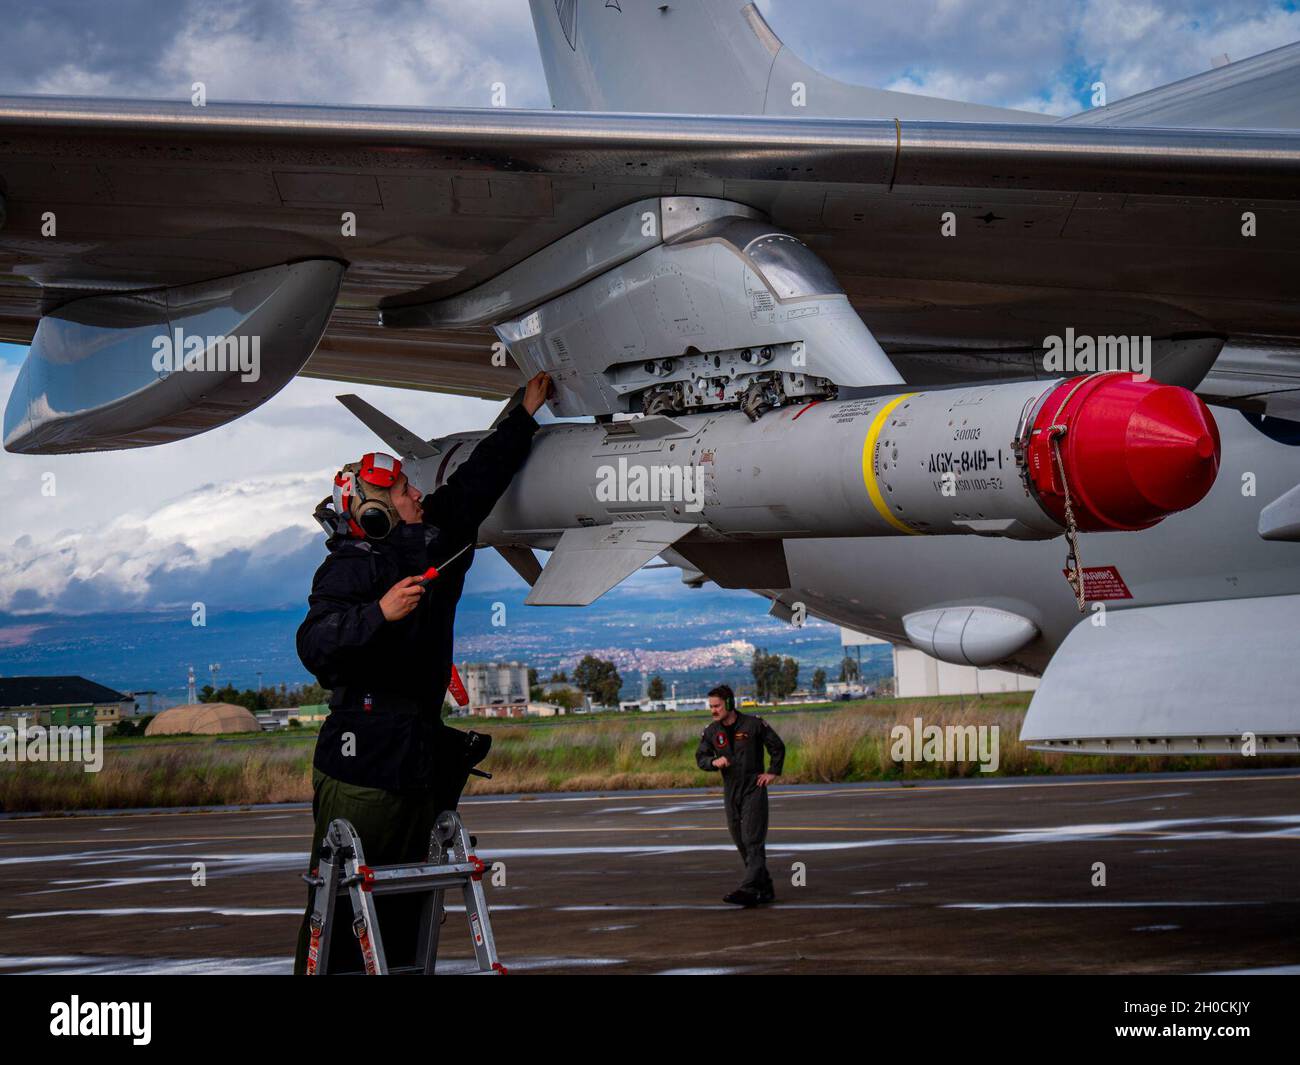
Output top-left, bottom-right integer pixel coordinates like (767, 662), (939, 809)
(333, 452), (404, 539)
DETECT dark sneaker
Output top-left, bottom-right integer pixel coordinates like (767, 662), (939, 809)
(723, 889), (759, 907)
(755, 887), (776, 905)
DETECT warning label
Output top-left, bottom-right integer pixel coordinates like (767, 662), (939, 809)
(1063, 565), (1133, 600)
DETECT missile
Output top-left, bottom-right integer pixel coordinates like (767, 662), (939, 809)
(420, 373), (1218, 547)
(1020, 372), (1222, 531)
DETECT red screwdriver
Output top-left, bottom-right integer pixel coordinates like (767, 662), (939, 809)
(414, 540), (474, 589)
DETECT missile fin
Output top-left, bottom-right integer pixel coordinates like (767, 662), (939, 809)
(336, 394), (440, 459)
(672, 539), (791, 589)
(496, 544), (544, 585)
(659, 547), (707, 587)
(526, 521), (690, 606)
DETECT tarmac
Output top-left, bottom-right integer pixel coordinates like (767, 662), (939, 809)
(1, 769), (1298, 975)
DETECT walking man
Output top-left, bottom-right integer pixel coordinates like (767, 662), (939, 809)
(695, 684), (785, 906)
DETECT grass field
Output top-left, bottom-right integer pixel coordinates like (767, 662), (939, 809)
(2, 693), (1293, 813)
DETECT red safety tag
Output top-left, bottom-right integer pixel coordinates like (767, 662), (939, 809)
(448, 664), (469, 706)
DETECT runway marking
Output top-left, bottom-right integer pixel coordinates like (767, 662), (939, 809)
(2, 773), (1298, 824)
(5, 815), (1300, 850)
(557, 904), (898, 911)
(10, 906), (303, 919)
(9, 904), (535, 920)
(7, 900), (1279, 923)
(476, 823), (1300, 837)
(945, 902), (1263, 910)
(0, 954), (623, 976)
(0, 955), (293, 976)
(667, 927), (873, 967)
(755, 774), (1300, 802)
(0, 834), (315, 847)
(1088, 792), (1192, 805)
(555, 901), (1280, 912)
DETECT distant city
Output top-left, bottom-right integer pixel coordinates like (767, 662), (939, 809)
(0, 583), (893, 710)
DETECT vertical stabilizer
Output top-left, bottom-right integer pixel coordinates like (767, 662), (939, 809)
(527, 0), (1052, 121)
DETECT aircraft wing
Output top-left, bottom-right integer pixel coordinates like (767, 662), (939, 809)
(3, 96), (1300, 451)
(1021, 595), (1300, 755)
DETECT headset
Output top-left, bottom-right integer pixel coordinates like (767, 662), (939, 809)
(710, 684), (736, 714)
(329, 452), (404, 540)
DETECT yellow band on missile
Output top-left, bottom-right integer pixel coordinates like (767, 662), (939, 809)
(862, 392), (922, 535)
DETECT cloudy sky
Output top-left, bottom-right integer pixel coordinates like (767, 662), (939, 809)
(1, 0), (1298, 618)
(3, 0), (1297, 112)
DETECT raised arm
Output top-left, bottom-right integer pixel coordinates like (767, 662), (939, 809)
(420, 403), (538, 541)
(421, 373), (551, 543)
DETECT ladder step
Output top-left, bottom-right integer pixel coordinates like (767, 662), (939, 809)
(345, 862), (484, 894)
(304, 812), (502, 976)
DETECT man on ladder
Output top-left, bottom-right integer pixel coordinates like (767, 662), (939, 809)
(292, 371), (552, 975)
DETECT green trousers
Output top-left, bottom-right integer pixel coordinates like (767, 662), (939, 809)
(292, 769), (446, 975)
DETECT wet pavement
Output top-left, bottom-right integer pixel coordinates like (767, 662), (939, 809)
(1, 770), (1298, 974)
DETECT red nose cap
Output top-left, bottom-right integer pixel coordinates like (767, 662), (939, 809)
(1026, 373), (1220, 532)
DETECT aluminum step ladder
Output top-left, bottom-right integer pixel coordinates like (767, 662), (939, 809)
(303, 810), (505, 975)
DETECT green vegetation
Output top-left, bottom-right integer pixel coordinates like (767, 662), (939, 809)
(751, 647), (799, 700)
(0, 738), (312, 811)
(2, 693), (1294, 813)
(197, 681), (329, 713)
(572, 654), (622, 706)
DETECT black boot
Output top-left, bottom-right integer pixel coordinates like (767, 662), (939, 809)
(723, 889), (759, 907)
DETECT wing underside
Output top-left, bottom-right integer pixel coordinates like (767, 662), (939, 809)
(2, 97), (1300, 450)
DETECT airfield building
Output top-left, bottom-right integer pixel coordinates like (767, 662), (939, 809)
(0, 676), (135, 729)
(145, 702), (261, 736)
(460, 661), (530, 714)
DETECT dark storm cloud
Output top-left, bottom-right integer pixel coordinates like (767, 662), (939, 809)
(0, 0), (195, 91)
